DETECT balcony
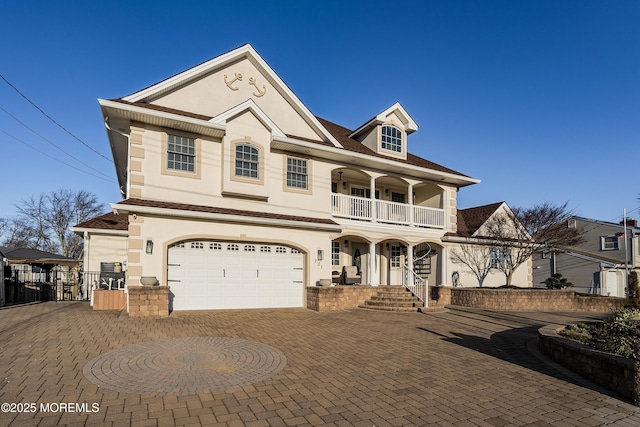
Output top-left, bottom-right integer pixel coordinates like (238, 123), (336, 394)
(331, 193), (445, 228)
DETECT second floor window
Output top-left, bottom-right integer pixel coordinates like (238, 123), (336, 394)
(167, 134), (195, 172)
(381, 125), (402, 153)
(601, 236), (619, 251)
(286, 157), (308, 189)
(235, 144), (259, 179)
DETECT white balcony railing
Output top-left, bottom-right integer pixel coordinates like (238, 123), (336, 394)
(331, 193), (445, 228)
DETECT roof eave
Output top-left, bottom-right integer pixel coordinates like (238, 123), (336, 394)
(70, 227), (128, 237)
(111, 202), (342, 233)
(272, 136), (480, 187)
(99, 99), (226, 138)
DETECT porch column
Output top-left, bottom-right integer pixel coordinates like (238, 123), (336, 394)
(369, 241), (378, 286)
(440, 246), (448, 286)
(407, 244), (414, 274)
(370, 176), (376, 222)
(408, 183), (414, 226)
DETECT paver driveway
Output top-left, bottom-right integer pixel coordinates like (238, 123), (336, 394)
(1, 302), (639, 426)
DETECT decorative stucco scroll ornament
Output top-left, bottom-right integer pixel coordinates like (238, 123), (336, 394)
(248, 77), (267, 97)
(224, 72), (243, 91)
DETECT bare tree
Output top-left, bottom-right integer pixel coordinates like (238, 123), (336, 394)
(450, 243), (494, 287)
(0, 217), (7, 240)
(5, 189), (105, 258)
(484, 201), (584, 286)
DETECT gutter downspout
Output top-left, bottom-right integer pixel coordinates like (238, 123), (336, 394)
(104, 119), (130, 199)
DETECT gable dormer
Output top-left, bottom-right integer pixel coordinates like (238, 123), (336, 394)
(348, 102), (418, 160)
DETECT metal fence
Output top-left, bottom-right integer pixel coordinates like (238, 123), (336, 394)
(3, 266), (80, 303)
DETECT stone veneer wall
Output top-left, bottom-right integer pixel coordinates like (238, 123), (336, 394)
(538, 324), (637, 404)
(451, 288), (627, 312)
(307, 286), (379, 312)
(429, 286), (452, 306)
(127, 285), (169, 318)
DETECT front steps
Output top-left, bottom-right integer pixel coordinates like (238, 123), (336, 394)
(358, 286), (444, 313)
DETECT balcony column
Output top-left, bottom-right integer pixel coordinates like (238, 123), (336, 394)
(369, 241), (379, 286)
(370, 176), (376, 222)
(407, 244), (414, 274)
(408, 183), (414, 226)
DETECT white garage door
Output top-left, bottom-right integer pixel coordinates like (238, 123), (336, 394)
(167, 241), (304, 310)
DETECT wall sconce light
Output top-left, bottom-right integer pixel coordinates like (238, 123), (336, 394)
(344, 240), (349, 247)
(386, 243), (390, 249)
(343, 181), (347, 189)
(385, 188), (389, 195)
(317, 249), (324, 261)
(338, 171), (343, 181)
(145, 239), (154, 254)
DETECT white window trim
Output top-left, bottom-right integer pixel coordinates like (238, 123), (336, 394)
(332, 241), (340, 266)
(235, 143), (260, 179)
(390, 245), (401, 268)
(286, 156), (308, 190)
(381, 125), (403, 153)
(283, 156), (312, 194)
(600, 236), (619, 251)
(161, 131), (202, 179)
(230, 139), (265, 185)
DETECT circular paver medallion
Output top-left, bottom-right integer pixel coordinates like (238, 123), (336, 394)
(82, 337), (287, 396)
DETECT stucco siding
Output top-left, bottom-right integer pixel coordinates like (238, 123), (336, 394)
(149, 58), (321, 141)
(84, 234), (127, 273)
(129, 215), (333, 289)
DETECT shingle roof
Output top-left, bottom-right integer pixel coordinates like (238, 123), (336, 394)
(73, 212), (128, 231)
(0, 247), (78, 264)
(453, 202), (504, 237)
(315, 117), (471, 177)
(109, 99), (470, 179)
(114, 199), (338, 226)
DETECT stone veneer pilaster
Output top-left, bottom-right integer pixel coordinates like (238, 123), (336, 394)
(127, 285), (169, 318)
(127, 213), (144, 286)
(129, 124), (145, 199)
(449, 188), (457, 233)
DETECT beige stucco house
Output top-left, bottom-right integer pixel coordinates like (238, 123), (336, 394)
(77, 44), (531, 311)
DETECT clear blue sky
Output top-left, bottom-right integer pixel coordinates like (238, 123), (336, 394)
(1, 0), (639, 224)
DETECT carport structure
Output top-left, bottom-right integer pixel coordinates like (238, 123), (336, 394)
(0, 246), (80, 303)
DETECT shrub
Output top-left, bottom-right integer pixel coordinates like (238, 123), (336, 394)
(559, 323), (591, 345)
(589, 308), (640, 359)
(628, 271), (640, 309)
(545, 273), (574, 289)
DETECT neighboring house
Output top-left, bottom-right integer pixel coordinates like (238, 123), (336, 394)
(81, 44), (531, 311)
(445, 202), (532, 287)
(533, 216), (640, 297)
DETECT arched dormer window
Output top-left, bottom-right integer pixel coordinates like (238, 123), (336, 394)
(381, 125), (402, 153)
(235, 143), (259, 179)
